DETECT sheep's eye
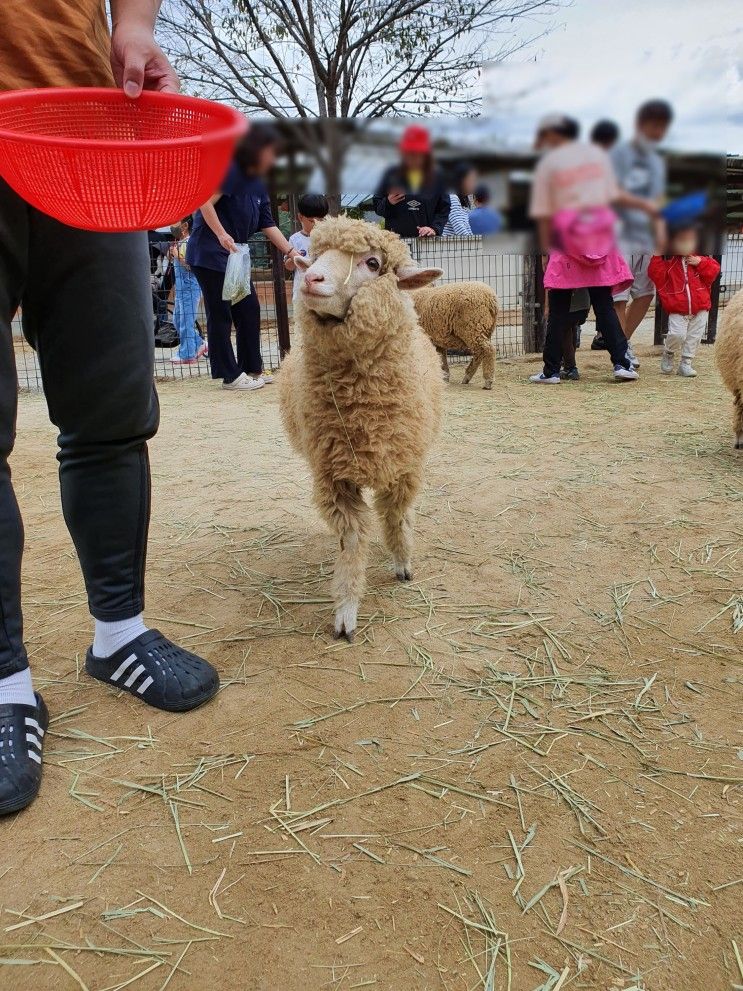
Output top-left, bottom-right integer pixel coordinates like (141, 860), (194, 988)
(366, 257), (380, 271)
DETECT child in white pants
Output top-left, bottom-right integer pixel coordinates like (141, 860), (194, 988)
(663, 310), (708, 375)
(648, 226), (720, 378)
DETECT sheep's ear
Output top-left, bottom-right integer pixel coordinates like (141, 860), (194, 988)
(294, 255), (311, 271)
(395, 266), (443, 289)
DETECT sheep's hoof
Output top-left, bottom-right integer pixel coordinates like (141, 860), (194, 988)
(395, 563), (413, 582)
(443, 373), (450, 383)
(334, 603), (358, 642)
(482, 380), (493, 390)
(735, 440), (743, 451)
(462, 377), (471, 386)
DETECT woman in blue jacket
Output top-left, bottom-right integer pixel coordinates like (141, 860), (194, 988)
(187, 125), (300, 391)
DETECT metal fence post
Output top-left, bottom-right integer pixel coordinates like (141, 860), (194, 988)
(521, 253), (537, 352)
(521, 251), (545, 354)
(534, 253), (546, 353)
(270, 243), (292, 358)
(705, 254), (723, 343)
(653, 303), (668, 346)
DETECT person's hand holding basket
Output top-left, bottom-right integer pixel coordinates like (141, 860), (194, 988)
(110, 5), (180, 98)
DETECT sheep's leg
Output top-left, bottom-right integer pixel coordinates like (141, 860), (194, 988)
(480, 341), (496, 390)
(734, 391), (743, 450)
(315, 479), (371, 641)
(374, 474), (419, 582)
(437, 347), (450, 382)
(462, 352), (482, 386)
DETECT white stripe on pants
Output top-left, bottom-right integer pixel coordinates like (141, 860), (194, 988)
(664, 311), (708, 359)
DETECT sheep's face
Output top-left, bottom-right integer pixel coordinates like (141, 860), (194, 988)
(297, 248), (441, 320)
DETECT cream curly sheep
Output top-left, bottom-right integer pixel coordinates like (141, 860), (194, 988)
(715, 288), (743, 450)
(279, 217), (444, 640)
(411, 281), (499, 389)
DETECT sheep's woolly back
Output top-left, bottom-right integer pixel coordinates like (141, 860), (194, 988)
(715, 289), (743, 397)
(309, 215), (414, 274)
(411, 281), (499, 351)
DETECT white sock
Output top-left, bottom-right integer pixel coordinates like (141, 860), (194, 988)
(0, 667), (36, 708)
(92, 614), (149, 659)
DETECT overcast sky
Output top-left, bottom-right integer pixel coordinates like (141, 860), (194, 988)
(483, 0), (741, 153)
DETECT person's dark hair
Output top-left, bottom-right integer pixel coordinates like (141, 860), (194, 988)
(235, 123), (282, 174)
(297, 193), (330, 219)
(637, 99), (674, 126)
(449, 160), (476, 209)
(537, 114), (580, 143)
(556, 116), (580, 140)
(668, 220), (698, 237)
(474, 183), (490, 205)
(181, 214), (194, 233)
(590, 119), (620, 149)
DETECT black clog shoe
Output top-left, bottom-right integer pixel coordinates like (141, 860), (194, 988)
(85, 629), (219, 712)
(0, 692), (48, 815)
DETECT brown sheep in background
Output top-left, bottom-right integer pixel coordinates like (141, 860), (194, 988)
(279, 218), (444, 640)
(411, 281), (499, 389)
(715, 288), (743, 450)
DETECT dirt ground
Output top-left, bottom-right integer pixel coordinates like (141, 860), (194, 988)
(2, 336), (742, 991)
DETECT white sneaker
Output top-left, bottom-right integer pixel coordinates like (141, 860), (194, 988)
(529, 372), (561, 384)
(613, 364), (639, 381)
(660, 351), (675, 375)
(678, 358), (697, 378)
(261, 372), (274, 384)
(222, 373), (265, 391)
(626, 344), (640, 369)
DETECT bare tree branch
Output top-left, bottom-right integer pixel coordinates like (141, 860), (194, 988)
(161, 0), (562, 117)
(159, 0), (564, 205)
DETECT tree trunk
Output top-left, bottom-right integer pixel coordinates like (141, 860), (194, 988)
(318, 118), (345, 216)
(323, 161), (343, 216)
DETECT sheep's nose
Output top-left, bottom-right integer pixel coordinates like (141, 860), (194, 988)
(305, 271), (325, 285)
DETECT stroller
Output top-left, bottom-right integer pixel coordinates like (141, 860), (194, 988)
(148, 232), (178, 348)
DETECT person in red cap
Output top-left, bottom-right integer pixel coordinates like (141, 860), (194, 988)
(373, 125), (450, 238)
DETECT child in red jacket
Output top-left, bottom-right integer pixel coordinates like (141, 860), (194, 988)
(648, 225), (720, 377)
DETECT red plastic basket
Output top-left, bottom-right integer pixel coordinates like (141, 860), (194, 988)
(0, 88), (248, 231)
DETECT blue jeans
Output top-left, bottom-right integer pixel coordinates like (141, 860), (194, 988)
(173, 263), (204, 360)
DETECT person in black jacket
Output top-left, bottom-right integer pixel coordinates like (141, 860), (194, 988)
(373, 125), (450, 238)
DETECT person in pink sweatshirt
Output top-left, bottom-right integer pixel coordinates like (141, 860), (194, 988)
(527, 114), (659, 384)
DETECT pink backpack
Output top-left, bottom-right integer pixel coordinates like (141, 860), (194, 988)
(552, 206), (617, 266)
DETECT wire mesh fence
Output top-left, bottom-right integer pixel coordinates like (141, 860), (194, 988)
(720, 234), (743, 305)
(13, 234), (741, 392)
(13, 234), (291, 392)
(13, 235), (534, 391)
